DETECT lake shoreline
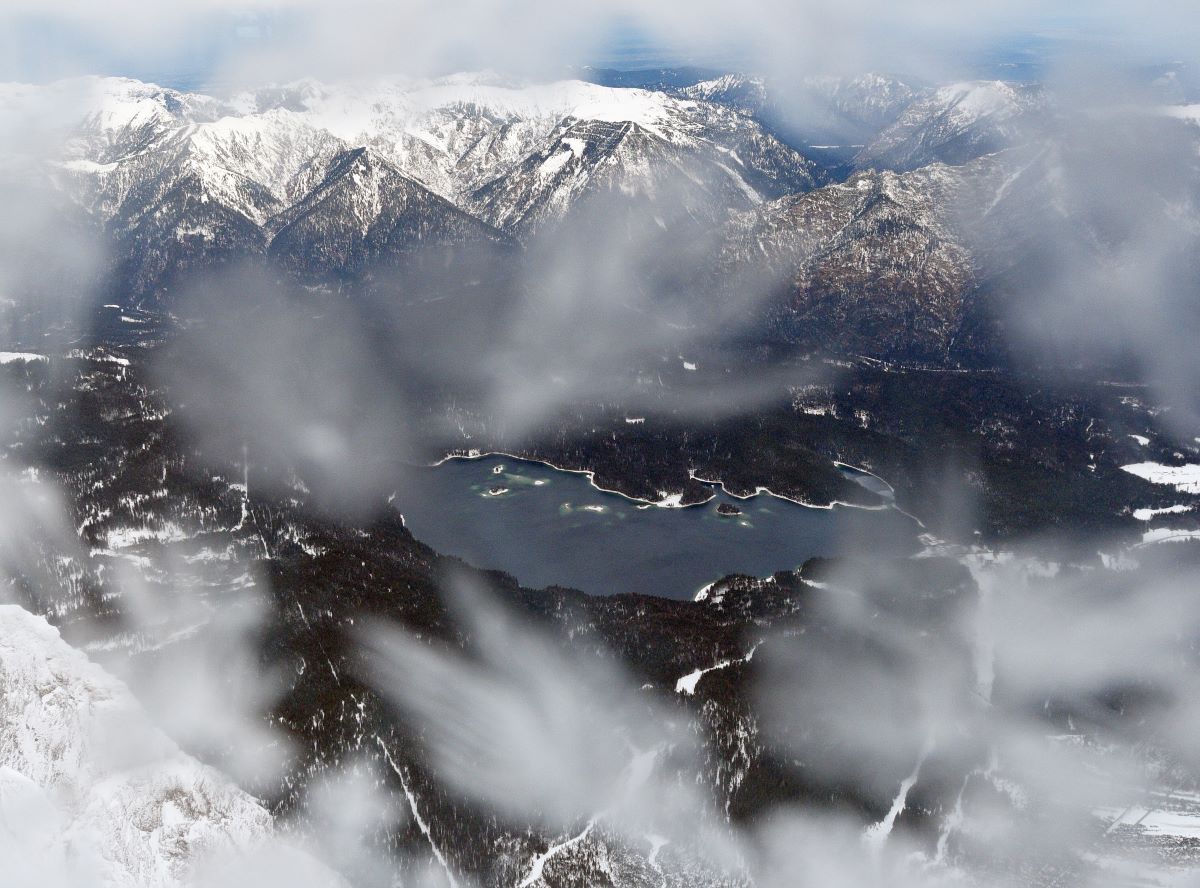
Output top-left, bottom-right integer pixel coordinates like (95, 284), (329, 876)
(428, 449), (900, 514)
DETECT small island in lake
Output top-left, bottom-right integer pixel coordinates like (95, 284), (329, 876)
(486, 486), (509, 496)
(716, 502), (742, 517)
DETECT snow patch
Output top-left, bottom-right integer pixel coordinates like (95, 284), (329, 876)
(1121, 462), (1200, 494)
(863, 740), (932, 851)
(1140, 527), (1200, 545)
(1132, 504), (1190, 521)
(675, 643), (761, 695)
(538, 148), (571, 178)
(0, 352), (47, 365)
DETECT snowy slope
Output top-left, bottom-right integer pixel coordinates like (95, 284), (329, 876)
(715, 153), (1017, 360)
(268, 145), (513, 277)
(681, 72), (918, 150)
(452, 83), (816, 234)
(678, 74), (769, 114)
(804, 73), (920, 131)
(67, 77), (231, 164)
(683, 72), (917, 129)
(468, 117), (772, 235)
(0, 605), (335, 888)
(854, 80), (1044, 172)
(260, 74), (721, 197)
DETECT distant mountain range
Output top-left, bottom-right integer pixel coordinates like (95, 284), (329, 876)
(30, 74), (814, 298)
(6, 69), (1199, 364)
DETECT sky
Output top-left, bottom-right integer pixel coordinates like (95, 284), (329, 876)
(1, 3), (1195, 90)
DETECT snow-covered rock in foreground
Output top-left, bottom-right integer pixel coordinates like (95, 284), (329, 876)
(0, 605), (334, 888)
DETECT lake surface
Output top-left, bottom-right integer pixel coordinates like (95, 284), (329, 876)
(396, 455), (920, 600)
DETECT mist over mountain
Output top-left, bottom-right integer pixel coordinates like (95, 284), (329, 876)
(4, 5), (1200, 888)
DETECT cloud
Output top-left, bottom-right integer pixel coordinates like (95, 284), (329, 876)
(356, 575), (732, 860)
(2, 1), (1196, 86)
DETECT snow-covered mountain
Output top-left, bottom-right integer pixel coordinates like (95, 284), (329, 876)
(714, 107), (1200, 366)
(56, 77), (231, 164)
(713, 138), (1143, 363)
(468, 114), (809, 236)
(681, 72), (919, 153)
(12, 70), (1193, 370)
(680, 72), (919, 130)
(678, 74), (769, 114)
(245, 74), (815, 203)
(268, 146), (513, 279)
(853, 80), (1044, 172)
(804, 73), (922, 133)
(13, 73), (820, 298)
(5, 72), (1051, 308)
(716, 158), (990, 362)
